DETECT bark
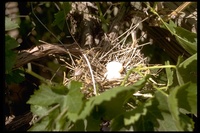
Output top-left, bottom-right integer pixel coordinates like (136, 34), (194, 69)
(13, 43), (82, 69)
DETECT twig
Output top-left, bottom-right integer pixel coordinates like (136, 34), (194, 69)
(30, 3), (63, 45)
(82, 54), (97, 95)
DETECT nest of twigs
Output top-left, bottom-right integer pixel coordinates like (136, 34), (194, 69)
(61, 30), (150, 98)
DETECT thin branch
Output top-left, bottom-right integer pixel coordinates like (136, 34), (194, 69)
(82, 54), (97, 95)
(14, 43), (82, 69)
(30, 2), (63, 44)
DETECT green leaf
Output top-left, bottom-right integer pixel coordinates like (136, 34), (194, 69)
(70, 120), (85, 131)
(5, 51), (17, 73)
(176, 83), (197, 116)
(63, 81), (83, 113)
(68, 75), (149, 123)
(161, 20), (176, 34)
(51, 83), (68, 95)
(52, 2), (71, 30)
(5, 35), (19, 73)
(176, 53), (197, 85)
(62, 2), (71, 14)
(168, 83), (195, 131)
(28, 117), (50, 131)
(83, 115), (101, 131)
(123, 99), (152, 126)
(27, 84), (63, 106)
(161, 20), (197, 55)
(52, 11), (65, 30)
(30, 105), (49, 117)
(132, 91), (179, 131)
(5, 35), (20, 50)
(165, 61), (174, 87)
(174, 27), (197, 55)
(5, 69), (25, 84)
(5, 17), (19, 31)
(110, 115), (125, 131)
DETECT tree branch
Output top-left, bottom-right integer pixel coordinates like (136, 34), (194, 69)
(14, 43), (82, 69)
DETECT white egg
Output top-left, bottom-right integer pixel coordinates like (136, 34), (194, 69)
(106, 61), (123, 73)
(104, 61), (124, 81)
(104, 71), (121, 81)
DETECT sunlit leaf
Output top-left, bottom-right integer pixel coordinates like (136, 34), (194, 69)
(162, 20), (197, 55)
(5, 17), (19, 31)
(68, 76), (149, 123)
(174, 27), (197, 55)
(132, 91), (179, 131)
(165, 61), (174, 87)
(168, 83), (195, 131)
(28, 117), (50, 131)
(123, 100), (152, 126)
(176, 53), (197, 85)
(63, 81), (83, 113)
(27, 84), (63, 106)
(31, 105), (49, 117)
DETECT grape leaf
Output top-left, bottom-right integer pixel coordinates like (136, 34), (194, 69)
(165, 61), (174, 87)
(82, 115), (101, 131)
(6, 69), (25, 84)
(131, 91), (179, 131)
(67, 75), (149, 123)
(28, 81), (84, 131)
(123, 99), (152, 126)
(51, 83), (68, 95)
(174, 27), (197, 55)
(52, 2), (71, 30)
(52, 11), (66, 30)
(5, 17), (19, 31)
(62, 2), (71, 14)
(5, 35), (20, 50)
(69, 120), (85, 131)
(28, 117), (50, 131)
(168, 83), (195, 131)
(173, 82), (196, 116)
(27, 83), (63, 106)
(63, 81), (83, 113)
(30, 105), (49, 117)
(110, 115), (125, 131)
(162, 20), (197, 55)
(5, 35), (20, 73)
(176, 53), (197, 85)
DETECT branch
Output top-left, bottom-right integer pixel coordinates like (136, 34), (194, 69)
(14, 43), (82, 69)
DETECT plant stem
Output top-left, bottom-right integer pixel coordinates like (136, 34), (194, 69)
(137, 65), (176, 70)
(25, 68), (50, 84)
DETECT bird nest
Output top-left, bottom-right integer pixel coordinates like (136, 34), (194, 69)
(62, 34), (150, 98)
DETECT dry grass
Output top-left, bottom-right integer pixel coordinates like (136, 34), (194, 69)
(62, 19), (151, 98)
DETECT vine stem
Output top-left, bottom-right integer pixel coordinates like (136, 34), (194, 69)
(25, 68), (51, 85)
(121, 65), (176, 86)
(137, 65), (176, 70)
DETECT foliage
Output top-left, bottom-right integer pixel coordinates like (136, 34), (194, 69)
(5, 16), (25, 85)
(5, 2), (196, 131)
(52, 2), (71, 31)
